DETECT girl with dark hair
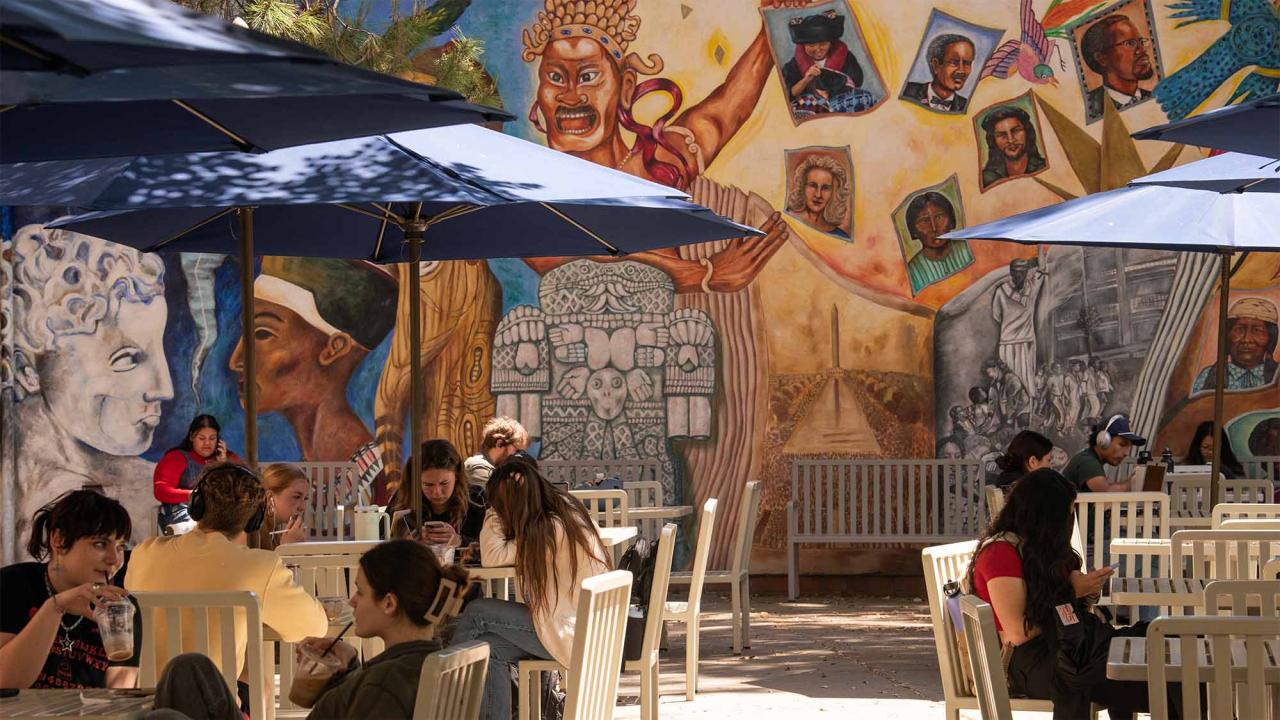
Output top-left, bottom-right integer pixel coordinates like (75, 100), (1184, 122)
(993, 430), (1055, 488)
(387, 440), (485, 546)
(449, 456), (609, 720)
(967, 469), (1170, 719)
(0, 490), (138, 689)
(297, 540), (472, 719)
(1185, 420), (1244, 479)
(153, 414), (241, 531)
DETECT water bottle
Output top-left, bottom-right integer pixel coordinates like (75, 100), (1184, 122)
(1161, 447), (1174, 473)
(1137, 450), (1152, 465)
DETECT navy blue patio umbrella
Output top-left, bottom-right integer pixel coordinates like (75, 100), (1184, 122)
(1132, 93), (1280, 159)
(4, 123), (761, 517)
(1, 0), (511, 161)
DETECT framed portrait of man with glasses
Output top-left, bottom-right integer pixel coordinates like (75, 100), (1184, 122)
(1067, 0), (1164, 124)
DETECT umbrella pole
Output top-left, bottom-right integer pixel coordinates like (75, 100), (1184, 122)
(1209, 249), (1229, 509)
(239, 207), (258, 468)
(405, 224), (425, 523)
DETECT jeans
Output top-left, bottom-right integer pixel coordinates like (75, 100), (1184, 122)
(451, 598), (553, 720)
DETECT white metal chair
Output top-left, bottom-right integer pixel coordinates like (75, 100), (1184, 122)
(1073, 492), (1167, 618)
(1212, 502), (1280, 527)
(1171, 529), (1280, 582)
(984, 485), (1006, 519)
(1265, 557), (1280, 579)
(294, 461), (361, 540)
(624, 524), (678, 720)
(413, 641), (489, 720)
(1202, 579), (1280, 616)
(664, 499), (717, 700)
(518, 570), (633, 720)
(1217, 518), (1280, 530)
(275, 540), (381, 557)
(670, 480), (760, 654)
(1219, 477), (1274, 504)
(571, 489), (630, 528)
(1146, 616), (1276, 720)
(134, 591), (268, 720)
(625, 480), (665, 539)
(958, 595), (1012, 720)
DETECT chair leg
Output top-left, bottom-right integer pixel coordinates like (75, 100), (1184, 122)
(641, 658), (657, 720)
(944, 702), (959, 720)
(685, 612), (699, 701)
(787, 541), (799, 600)
(731, 580), (743, 655)
(740, 575), (752, 650)
(518, 667), (537, 720)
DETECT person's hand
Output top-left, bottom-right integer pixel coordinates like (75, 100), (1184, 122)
(279, 515), (306, 545)
(51, 581), (129, 620)
(458, 542), (480, 565)
(704, 212), (790, 292)
(1070, 567), (1114, 599)
(215, 440), (228, 463)
(420, 522), (458, 546)
(297, 637), (358, 669)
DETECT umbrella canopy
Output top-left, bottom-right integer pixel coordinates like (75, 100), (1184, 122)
(1, 0), (512, 161)
(1131, 93), (1280, 159)
(944, 181), (1279, 507)
(1129, 152), (1279, 194)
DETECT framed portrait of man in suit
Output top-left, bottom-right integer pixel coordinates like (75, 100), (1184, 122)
(1067, 0), (1164, 124)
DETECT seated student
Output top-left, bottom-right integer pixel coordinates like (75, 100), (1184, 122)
(153, 414), (241, 532)
(254, 463), (311, 550)
(1185, 420), (1245, 479)
(450, 455), (610, 720)
(993, 430), (1055, 488)
(298, 540), (472, 719)
(126, 463), (327, 703)
(464, 417), (528, 487)
(0, 490), (138, 689)
(1062, 414), (1145, 492)
(388, 440), (485, 547)
(968, 469), (1183, 719)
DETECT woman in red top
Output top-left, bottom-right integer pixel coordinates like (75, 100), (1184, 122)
(153, 414), (240, 532)
(966, 469), (1180, 720)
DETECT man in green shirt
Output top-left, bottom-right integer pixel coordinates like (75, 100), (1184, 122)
(1063, 414), (1146, 492)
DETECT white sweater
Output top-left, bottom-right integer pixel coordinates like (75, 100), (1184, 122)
(478, 509), (609, 666)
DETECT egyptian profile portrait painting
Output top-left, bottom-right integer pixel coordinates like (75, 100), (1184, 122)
(972, 90), (1050, 192)
(898, 9), (1004, 116)
(783, 146), (854, 241)
(761, 0), (887, 123)
(1066, 0), (1163, 124)
(892, 174), (972, 296)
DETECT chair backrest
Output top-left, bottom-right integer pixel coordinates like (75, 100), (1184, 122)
(1202, 579), (1280, 616)
(539, 460), (663, 489)
(1217, 518), (1280, 530)
(1167, 473), (1214, 515)
(1212, 502), (1280, 527)
(1219, 477), (1273, 504)
(625, 480), (665, 539)
(1146, 616), (1274, 720)
(413, 641), (489, 720)
(134, 591), (266, 720)
(984, 485), (1006, 519)
(276, 540), (382, 557)
(685, 500), (719, 605)
(921, 540), (979, 704)
(730, 481), (762, 577)
(571, 489), (630, 529)
(294, 461), (361, 539)
(641, 525), (678, 659)
(1073, 492), (1166, 599)
(958, 595), (1013, 720)
(563, 570), (633, 720)
(1170, 530), (1280, 581)
(286, 553), (362, 599)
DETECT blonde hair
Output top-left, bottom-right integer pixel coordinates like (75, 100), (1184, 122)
(481, 417), (528, 452)
(257, 463), (309, 549)
(785, 155), (850, 228)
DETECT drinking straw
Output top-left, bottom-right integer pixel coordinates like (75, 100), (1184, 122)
(323, 622), (353, 656)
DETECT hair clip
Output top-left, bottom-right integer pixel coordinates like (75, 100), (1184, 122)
(423, 577), (470, 625)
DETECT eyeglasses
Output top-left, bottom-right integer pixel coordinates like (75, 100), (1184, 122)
(1110, 37), (1151, 51)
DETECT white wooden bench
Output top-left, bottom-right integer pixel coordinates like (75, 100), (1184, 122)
(788, 458), (985, 599)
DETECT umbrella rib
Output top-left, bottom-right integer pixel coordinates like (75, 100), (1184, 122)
(144, 206), (238, 253)
(171, 100), (256, 152)
(539, 202), (621, 255)
(336, 203), (400, 223)
(0, 34), (90, 76)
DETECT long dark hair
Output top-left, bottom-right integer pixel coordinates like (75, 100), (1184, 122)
(966, 468), (1079, 633)
(175, 414), (220, 453)
(28, 490), (132, 560)
(995, 430), (1054, 475)
(486, 455), (608, 616)
(389, 439), (472, 533)
(1186, 421), (1244, 476)
(359, 540), (470, 628)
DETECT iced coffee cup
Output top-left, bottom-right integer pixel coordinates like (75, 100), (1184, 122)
(289, 643), (348, 708)
(94, 598), (134, 662)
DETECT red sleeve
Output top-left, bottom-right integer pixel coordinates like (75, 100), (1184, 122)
(976, 541), (1023, 581)
(153, 451), (192, 504)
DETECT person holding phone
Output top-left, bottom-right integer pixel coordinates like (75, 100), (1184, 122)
(388, 440), (485, 550)
(255, 463), (311, 550)
(153, 414), (241, 532)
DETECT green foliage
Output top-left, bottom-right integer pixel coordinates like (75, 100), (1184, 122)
(429, 31), (502, 108)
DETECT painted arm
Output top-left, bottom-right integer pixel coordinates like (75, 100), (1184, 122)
(672, 27), (775, 171)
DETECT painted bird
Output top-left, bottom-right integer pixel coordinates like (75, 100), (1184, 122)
(1155, 0), (1279, 121)
(980, 0), (1063, 85)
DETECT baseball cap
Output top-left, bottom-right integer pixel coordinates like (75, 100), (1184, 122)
(1104, 415), (1146, 446)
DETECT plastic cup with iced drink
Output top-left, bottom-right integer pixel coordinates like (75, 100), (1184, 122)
(94, 599), (134, 662)
(289, 643), (348, 708)
(429, 543), (455, 566)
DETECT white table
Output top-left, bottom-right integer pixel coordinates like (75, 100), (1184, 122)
(1110, 538), (1171, 557)
(1107, 636), (1280, 682)
(0, 689), (154, 718)
(628, 505), (693, 521)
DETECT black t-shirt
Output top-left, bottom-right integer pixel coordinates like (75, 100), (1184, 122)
(0, 562), (141, 688)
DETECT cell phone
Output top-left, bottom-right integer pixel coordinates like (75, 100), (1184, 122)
(424, 521), (449, 531)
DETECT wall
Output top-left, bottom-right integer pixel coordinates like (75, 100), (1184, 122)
(3, 0), (1278, 570)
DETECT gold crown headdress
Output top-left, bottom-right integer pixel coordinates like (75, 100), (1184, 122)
(521, 0), (642, 63)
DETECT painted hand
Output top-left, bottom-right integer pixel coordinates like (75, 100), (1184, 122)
(704, 212), (789, 293)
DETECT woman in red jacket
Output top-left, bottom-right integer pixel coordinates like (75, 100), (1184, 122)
(153, 414), (240, 532)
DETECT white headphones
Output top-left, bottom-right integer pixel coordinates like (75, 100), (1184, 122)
(1095, 414), (1126, 449)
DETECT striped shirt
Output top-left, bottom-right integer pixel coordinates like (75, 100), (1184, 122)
(907, 241), (974, 295)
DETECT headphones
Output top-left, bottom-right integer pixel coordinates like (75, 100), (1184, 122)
(188, 463), (267, 534)
(1095, 414), (1126, 449)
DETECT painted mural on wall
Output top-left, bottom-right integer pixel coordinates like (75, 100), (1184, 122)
(3, 0), (1276, 570)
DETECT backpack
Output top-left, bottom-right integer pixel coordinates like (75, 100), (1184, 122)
(616, 536), (656, 608)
